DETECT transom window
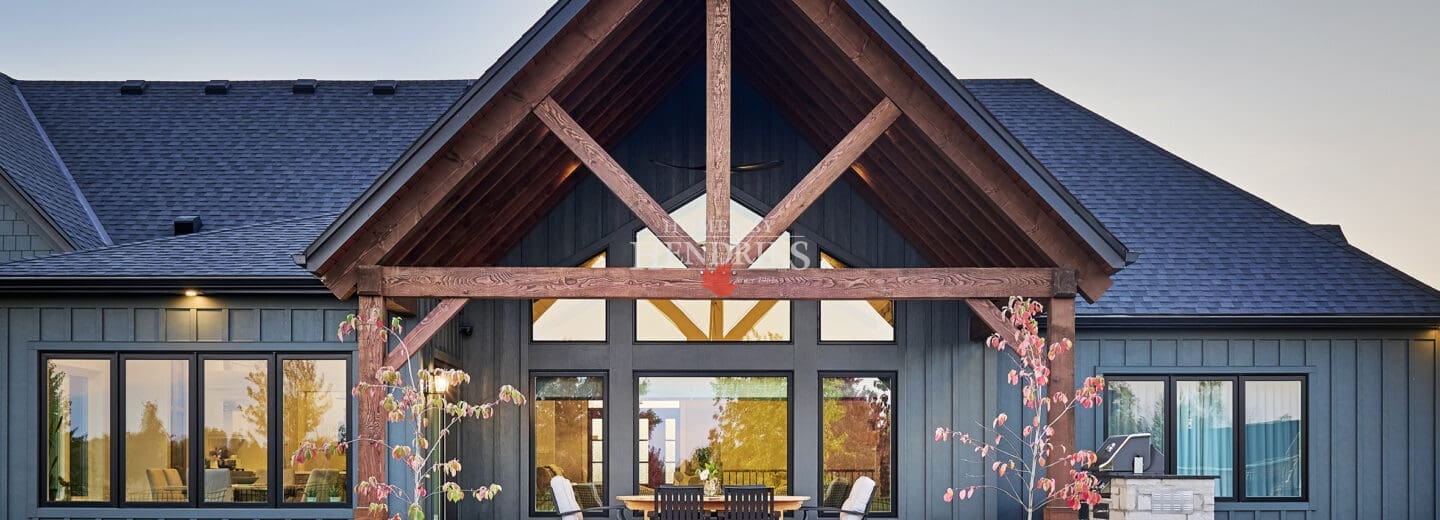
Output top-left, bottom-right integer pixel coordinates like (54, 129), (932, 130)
(42, 353), (351, 508)
(1105, 375), (1306, 500)
(818, 252), (895, 342)
(532, 252), (608, 342)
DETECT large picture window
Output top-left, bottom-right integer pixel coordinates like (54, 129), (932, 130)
(1104, 375), (1305, 500)
(532, 374), (606, 514)
(820, 375), (894, 514)
(636, 376), (790, 493)
(41, 352), (350, 508)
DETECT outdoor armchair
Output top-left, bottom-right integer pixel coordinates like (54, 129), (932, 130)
(550, 476), (629, 520)
(797, 476), (874, 520)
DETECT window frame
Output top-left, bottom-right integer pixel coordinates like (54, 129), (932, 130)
(529, 248), (611, 344)
(815, 251), (898, 345)
(39, 352), (353, 509)
(1102, 374), (1308, 503)
(816, 371), (898, 517)
(529, 370), (610, 517)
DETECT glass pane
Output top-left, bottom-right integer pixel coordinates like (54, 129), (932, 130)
(819, 253), (894, 341)
(534, 376), (605, 512)
(281, 359), (349, 503)
(821, 376), (893, 512)
(1105, 380), (1167, 455)
(44, 358), (112, 503)
(635, 197), (791, 341)
(636, 376), (789, 494)
(203, 359), (269, 503)
(124, 359), (189, 503)
(1244, 380), (1304, 498)
(1177, 380), (1234, 497)
(533, 253), (608, 341)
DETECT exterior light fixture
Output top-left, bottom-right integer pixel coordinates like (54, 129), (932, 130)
(433, 372), (451, 394)
(184, 289), (201, 297)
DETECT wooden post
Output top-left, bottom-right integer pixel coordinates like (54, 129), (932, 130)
(1045, 294), (1078, 520)
(706, 0), (731, 267)
(355, 294), (386, 520)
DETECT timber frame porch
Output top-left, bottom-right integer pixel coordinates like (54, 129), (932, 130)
(303, 1), (1128, 518)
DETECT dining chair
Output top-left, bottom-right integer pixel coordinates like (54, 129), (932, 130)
(550, 476), (629, 520)
(654, 485), (706, 520)
(722, 485), (776, 520)
(797, 476), (874, 520)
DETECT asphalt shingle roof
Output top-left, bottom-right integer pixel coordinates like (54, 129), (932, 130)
(14, 79), (471, 243)
(963, 79), (1440, 316)
(0, 213), (333, 279)
(0, 74), (107, 249)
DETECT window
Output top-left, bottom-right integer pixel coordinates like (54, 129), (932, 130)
(636, 376), (789, 493)
(532, 375), (605, 514)
(41, 353), (349, 508)
(818, 252), (894, 342)
(1104, 375), (1306, 500)
(820, 375), (894, 514)
(635, 198), (791, 341)
(44, 357), (113, 503)
(532, 252), (608, 341)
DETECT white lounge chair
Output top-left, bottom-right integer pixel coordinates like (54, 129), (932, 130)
(797, 476), (875, 520)
(550, 476), (628, 520)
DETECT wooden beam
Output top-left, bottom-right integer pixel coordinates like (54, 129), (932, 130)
(354, 295), (386, 520)
(318, 0), (649, 297)
(788, 0), (1114, 301)
(964, 298), (1021, 350)
(533, 96), (706, 268)
(706, 0), (732, 267)
(725, 300), (779, 340)
(383, 297), (468, 370)
(734, 98), (901, 267)
(646, 299), (709, 341)
(1044, 296), (1078, 520)
(369, 266), (1076, 299)
(385, 297), (419, 316)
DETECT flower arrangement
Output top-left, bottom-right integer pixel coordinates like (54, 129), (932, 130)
(934, 297), (1106, 515)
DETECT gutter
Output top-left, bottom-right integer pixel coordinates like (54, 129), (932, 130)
(0, 276), (332, 295)
(1075, 314), (1440, 330)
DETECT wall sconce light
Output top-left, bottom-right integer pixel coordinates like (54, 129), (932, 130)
(184, 289), (201, 297)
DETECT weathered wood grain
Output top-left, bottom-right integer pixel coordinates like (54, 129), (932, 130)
(706, 0), (732, 267)
(1044, 295), (1078, 520)
(355, 295), (387, 520)
(384, 297), (468, 370)
(373, 266), (1073, 299)
(733, 97), (900, 267)
(534, 96), (706, 268)
(964, 298), (1022, 350)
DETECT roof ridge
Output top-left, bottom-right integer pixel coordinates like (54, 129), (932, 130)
(0, 213), (338, 268)
(11, 82), (110, 246)
(1020, 79), (1440, 298)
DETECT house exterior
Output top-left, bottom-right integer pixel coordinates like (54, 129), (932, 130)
(1, 1), (1438, 519)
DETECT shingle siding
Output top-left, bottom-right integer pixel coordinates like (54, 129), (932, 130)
(0, 75), (105, 249)
(0, 196), (54, 262)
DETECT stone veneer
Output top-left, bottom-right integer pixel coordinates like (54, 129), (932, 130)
(1102, 475), (1217, 520)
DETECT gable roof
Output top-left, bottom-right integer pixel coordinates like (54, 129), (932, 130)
(0, 214), (334, 292)
(0, 74), (108, 249)
(14, 79), (470, 244)
(966, 79), (1440, 316)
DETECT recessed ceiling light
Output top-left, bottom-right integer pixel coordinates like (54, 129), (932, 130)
(184, 289), (201, 297)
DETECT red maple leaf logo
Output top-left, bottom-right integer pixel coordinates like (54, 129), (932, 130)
(702, 263), (736, 297)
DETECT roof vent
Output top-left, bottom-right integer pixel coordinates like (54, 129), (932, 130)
(120, 80), (147, 95)
(204, 80), (230, 95)
(372, 80), (397, 95)
(174, 216), (203, 236)
(293, 79), (317, 94)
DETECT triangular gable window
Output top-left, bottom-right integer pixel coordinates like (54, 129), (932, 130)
(819, 252), (895, 342)
(531, 252), (608, 341)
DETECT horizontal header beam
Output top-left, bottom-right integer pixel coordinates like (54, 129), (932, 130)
(358, 266), (1076, 300)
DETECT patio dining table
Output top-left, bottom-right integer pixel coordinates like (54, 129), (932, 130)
(616, 495), (811, 519)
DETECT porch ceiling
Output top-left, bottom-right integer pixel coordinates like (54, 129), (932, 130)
(307, 0), (1125, 301)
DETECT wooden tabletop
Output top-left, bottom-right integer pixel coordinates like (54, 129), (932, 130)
(616, 495), (811, 519)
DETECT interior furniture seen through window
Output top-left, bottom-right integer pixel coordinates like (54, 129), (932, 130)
(820, 375), (894, 513)
(636, 376), (790, 494)
(1104, 375), (1305, 500)
(532, 252), (608, 342)
(532, 374), (606, 513)
(42, 353), (350, 508)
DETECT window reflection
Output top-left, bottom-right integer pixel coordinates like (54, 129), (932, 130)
(635, 198), (790, 341)
(1244, 380), (1303, 498)
(281, 358), (348, 503)
(636, 376), (789, 494)
(533, 376), (605, 512)
(1105, 380), (1167, 455)
(203, 359), (269, 503)
(532, 252), (608, 341)
(124, 359), (189, 503)
(821, 376), (893, 512)
(45, 358), (112, 503)
(818, 253), (895, 341)
(1177, 380), (1234, 497)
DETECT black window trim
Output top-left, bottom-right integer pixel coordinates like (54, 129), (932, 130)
(39, 351), (354, 509)
(1102, 373), (1309, 503)
(529, 370), (610, 517)
(817, 371), (898, 517)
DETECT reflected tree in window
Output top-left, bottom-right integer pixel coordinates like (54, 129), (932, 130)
(822, 376), (893, 512)
(45, 358), (112, 503)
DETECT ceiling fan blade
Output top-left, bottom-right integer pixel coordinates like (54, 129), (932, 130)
(651, 159), (786, 173)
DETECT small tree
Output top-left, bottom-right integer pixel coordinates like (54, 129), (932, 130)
(293, 310), (525, 520)
(934, 297), (1105, 516)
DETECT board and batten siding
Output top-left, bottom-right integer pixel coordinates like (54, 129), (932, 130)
(1, 294), (358, 520)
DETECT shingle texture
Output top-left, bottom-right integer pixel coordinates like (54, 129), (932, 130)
(15, 79), (470, 243)
(962, 79), (1440, 316)
(0, 214), (333, 278)
(0, 74), (107, 249)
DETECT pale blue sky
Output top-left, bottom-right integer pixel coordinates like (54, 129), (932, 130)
(2, 0), (1436, 287)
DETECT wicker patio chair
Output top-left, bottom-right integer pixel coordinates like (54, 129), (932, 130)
(797, 476), (874, 520)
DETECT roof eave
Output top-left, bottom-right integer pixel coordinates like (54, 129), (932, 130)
(0, 275), (331, 295)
